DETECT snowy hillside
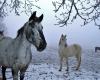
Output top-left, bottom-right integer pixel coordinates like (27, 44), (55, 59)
(1, 46), (100, 80)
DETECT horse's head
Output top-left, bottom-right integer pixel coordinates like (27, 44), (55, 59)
(59, 34), (67, 46)
(25, 11), (47, 51)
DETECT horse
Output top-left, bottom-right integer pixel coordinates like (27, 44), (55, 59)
(0, 31), (4, 36)
(0, 31), (4, 41)
(58, 34), (81, 71)
(0, 11), (47, 80)
(95, 47), (100, 52)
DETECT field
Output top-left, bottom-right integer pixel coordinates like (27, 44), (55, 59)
(1, 46), (100, 80)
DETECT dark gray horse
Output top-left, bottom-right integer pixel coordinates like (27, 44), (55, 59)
(95, 47), (100, 52)
(0, 11), (47, 80)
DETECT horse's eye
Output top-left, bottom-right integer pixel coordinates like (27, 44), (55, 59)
(62, 38), (65, 41)
(29, 23), (32, 26)
(29, 23), (35, 28)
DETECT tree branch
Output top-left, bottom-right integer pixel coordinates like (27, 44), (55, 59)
(0, 0), (40, 17)
(53, 0), (100, 28)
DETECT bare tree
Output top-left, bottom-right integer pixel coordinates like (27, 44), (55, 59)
(0, 17), (6, 35)
(0, 0), (40, 35)
(52, 0), (100, 28)
(0, 0), (40, 17)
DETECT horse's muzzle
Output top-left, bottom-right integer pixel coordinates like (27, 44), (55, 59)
(37, 41), (47, 52)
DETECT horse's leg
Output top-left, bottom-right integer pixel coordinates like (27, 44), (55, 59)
(59, 57), (63, 71)
(95, 48), (97, 52)
(12, 68), (18, 80)
(20, 66), (28, 80)
(2, 66), (6, 80)
(76, 54), (81, 70)
(66, 58), (69, 71)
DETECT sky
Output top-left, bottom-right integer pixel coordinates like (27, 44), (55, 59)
(4, 0), (100, 49)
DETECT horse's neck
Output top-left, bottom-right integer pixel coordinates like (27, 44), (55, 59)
(59, 42), (67, 47)
(59, 42), (68, 50)
(65, 43), (67, 47)
(14, 34), (31, 50)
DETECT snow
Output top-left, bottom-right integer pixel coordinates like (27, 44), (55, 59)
(1, 47), (100, 80)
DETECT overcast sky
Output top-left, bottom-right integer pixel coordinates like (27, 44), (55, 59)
(4, 0), (100, 49)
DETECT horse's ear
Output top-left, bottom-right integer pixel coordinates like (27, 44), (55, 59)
(38, 14), (43, 23)
(61, 34), (63, 37)
(29, 11), (36, 21)
(64, 35), (66, 38)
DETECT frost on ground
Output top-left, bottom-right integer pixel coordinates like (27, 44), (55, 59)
(1, 47), (100, 80)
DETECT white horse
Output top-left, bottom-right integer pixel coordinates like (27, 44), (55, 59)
(58, 34), (81, 71)
(0, 11), (47, 80)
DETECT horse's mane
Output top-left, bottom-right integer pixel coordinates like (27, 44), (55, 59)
(17, 27), (24, 37)
(65, 43), (68, 47)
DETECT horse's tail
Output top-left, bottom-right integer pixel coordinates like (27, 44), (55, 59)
(73, 44), (82, 61)
(73, 44), (82, 70)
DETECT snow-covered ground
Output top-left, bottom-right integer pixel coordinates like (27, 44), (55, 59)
(1, 46), (100, 80)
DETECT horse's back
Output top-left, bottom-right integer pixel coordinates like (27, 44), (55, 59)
(64, 44), (81, 57)
(73, 44), (81, 52)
